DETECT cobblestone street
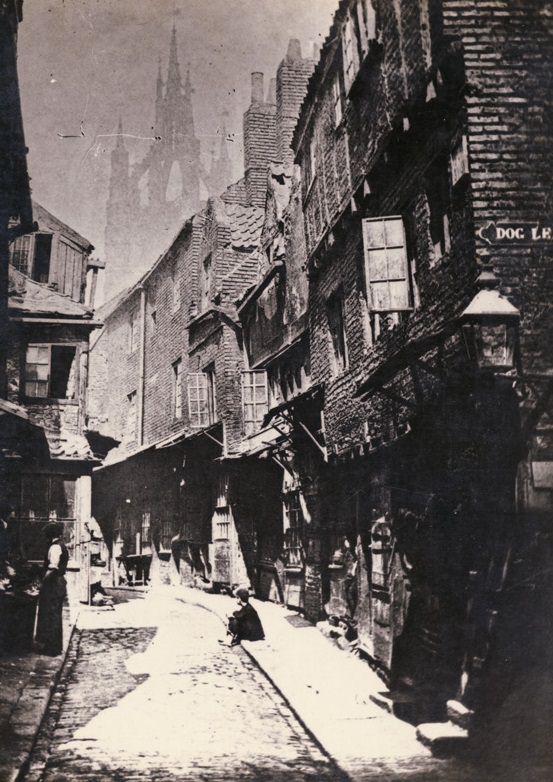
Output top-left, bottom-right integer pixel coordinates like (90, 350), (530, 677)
(19, 592), (553, 782)
(25, 596), (340, 782)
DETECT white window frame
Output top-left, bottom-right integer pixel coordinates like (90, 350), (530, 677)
(187, 370), (216, 429)
(361, 216), (412, 313)
(242, 370), (269, 436)
(24, 343), (78, 400)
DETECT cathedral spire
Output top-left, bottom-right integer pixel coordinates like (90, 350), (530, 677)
(166, 23), (182, 100)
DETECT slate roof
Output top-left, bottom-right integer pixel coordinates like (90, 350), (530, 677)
(8, 267), (95, 320)
(224, 203), (264, 251)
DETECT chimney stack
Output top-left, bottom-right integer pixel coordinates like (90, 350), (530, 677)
(244, 71), (277, 206)
(276, 41), (317, 164)
(287, 39), (302, 62)
(251, 72), (264, 104)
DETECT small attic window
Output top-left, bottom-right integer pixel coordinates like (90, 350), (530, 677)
(33, 234), (53, 284)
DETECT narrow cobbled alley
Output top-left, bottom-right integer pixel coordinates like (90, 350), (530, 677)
(25, 595), (339, 782)
(22, 591), (550, 782)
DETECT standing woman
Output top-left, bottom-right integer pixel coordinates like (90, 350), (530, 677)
(35, 522), (69, 656)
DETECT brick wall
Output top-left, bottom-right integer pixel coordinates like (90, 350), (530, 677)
(443, 0), (553, 381)
(276, 40), (316, 165)
(291, 0), (481, 455)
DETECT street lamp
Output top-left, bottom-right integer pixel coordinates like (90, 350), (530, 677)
(460, 271), (520, 372)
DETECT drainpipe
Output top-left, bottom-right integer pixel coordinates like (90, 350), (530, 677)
(137, 286), (146, 446)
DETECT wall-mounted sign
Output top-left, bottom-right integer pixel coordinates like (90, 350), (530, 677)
(479, 220), (553, 245)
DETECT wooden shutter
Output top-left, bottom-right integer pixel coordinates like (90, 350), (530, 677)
(187, 372), (209, 428)
(342, 12), (360, 92)
(242, 371), (269, 436)
(333, 76), (342, 127)
(361, 216), (411, 312)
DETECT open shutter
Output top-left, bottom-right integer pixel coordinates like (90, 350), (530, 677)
(187, 372), (209, 428)
(242, 371), (269, 436)
(342, 13), (360, 93)
(362, 216), (411, 312)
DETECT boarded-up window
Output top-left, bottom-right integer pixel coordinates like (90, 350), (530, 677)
(25, 344), (77, 399)
(172, 358), (183, 419)
(361, 216), (411, 311)
(9, 234), (32, 274)
(242, 371), (269, 436)
(342, 12), (360, 92)
(58, 240), (83, 301)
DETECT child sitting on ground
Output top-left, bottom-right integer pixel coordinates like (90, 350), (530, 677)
(226, 587), (265, 646)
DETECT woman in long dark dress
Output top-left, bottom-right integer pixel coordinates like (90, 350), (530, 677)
(35, 522), (68, 656)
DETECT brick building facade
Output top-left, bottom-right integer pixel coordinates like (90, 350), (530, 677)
(4, 204), (100, 604)
(88, 0), (553, 743)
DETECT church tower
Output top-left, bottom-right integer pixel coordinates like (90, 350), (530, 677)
(105, 26), (202, 294)
(144, 25), (201, 230)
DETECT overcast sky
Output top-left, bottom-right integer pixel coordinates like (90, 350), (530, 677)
(18, 0), (336, 283)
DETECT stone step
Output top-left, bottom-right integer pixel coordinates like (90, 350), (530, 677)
(369, 689), (418, 713)
(416, 720), (469, 757)
(447, 699), (474, 730)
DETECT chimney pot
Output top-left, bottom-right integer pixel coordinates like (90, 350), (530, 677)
(287, 39), (302, 61)
(251, 72), (264, 104)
